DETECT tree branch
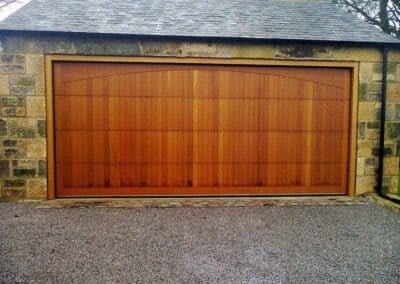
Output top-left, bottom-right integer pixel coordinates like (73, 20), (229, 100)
(341, 0), (382, 26)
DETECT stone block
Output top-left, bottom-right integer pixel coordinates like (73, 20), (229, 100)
(27, 179), (47, 199)
(1, 107), (26, 117)
(26, 55), (43, 74)
(0, 64), (25, 74)
(372, 73), (382, 82)
(35, 77), (45, 97)
(357, 140), (376, 157)
(359, 63), (373, 83)
(367, 92), (381, 101)
(3, 179), (25, 188)
(26, 139), (46, 158)
(2, 188), (26, 199)
(10, 127), (35, 138)
(0, 119), (7, 136)
(0, 159), (9, 177)
(396, 141), (400, 156)
(383, 175), (398, 193)
(3, 139), (17, 147)
(0, 97), (25, 107)
(0, 75), (9, 95)
(13, 159), (36, 168)
(7, 117), (37, 128)
(365, 128), (380, 140)
(0, 55), (13, 64)
(358, 102), (377, 120)
(38, 160), (46, 177)
(372, 146), (393, 156)
(389, 78), (400, 89)
(367, 82), (381, 93)
(26, 56), (45, 96)
(385, 103), (397, 121)
(387, 74), (396, 81)
(383, 157), (399, 175)
(358, 122), (366, 139)
(140, 41), (232, 58)
(275, 45), (331, 58)
(356, 158), (365, 176)
(37, 120), (46, 137)
(366, 121), (379, 129)
(387, 83), (400, 102)
(386, 122), (400, 139)
(10, 75), (35, 86)
(356, 176), (376, 195)
(4, 148), (25, 158)
(365, 166), (378, 176)
(0, 55), (25, 64)
(15, 55), (25, 64)
(231, 44), (275, 59)
(373, 63), (382, 73)
(387, 62), (397, 74)
(13, 168), (36, 178)
(364, 158), (378, 175)
(373, 73), (396, 82)
(395, 104), (400, 120)
(396, 63), (400, 81)
(26, 97), (45, 117)
(359, 83), (367, 101)
(366, 157), (378, 166)
(10, 86), (34, 96)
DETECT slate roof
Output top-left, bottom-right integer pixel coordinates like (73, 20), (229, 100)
(0, 0), (398, 44)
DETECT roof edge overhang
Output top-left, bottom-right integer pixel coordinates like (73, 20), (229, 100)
(0, 28), (400, 48)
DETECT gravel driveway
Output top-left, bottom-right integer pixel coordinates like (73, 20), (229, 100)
(0, 201), (399, 283)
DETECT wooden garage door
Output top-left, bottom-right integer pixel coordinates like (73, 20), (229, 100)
(53, 62), (351, 197)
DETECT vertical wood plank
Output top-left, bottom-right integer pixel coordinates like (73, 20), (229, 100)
(304, 82), (314, 187)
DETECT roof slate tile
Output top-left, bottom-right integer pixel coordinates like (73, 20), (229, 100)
(0, 0), (398, 44)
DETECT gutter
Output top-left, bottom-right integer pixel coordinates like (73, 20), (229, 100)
(0, 29), (400, 48)
(376, 46), (400, 204)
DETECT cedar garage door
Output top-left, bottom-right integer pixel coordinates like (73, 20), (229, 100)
(54, 62), (351, 197)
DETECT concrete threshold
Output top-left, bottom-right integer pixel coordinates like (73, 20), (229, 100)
(37, 195), (368, 209)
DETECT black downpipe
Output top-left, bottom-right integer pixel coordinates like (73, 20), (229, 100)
(376, 46), (400, 204)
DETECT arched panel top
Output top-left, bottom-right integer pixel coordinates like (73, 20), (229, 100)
(54, 62), (350, 88)
(54, 62), (350, 100)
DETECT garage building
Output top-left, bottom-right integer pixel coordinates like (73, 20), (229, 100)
(0, 0), (399, 199)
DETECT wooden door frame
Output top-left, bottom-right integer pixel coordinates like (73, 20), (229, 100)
(45, 55), (359, 199)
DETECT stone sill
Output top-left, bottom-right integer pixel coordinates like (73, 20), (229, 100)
(36, 196), (368, 209)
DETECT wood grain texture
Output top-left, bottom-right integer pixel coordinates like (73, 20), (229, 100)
(45, 56), (55, 199)
(53, 62), (352, 197)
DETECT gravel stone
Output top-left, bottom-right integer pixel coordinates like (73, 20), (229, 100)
(0, 202), (399, 283)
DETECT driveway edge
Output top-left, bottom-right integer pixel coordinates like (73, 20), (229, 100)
(365, 193), (400, 213)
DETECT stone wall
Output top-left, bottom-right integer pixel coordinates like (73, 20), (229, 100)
(0, 52), (46, 199)
(358, 59), (400, 195)
(0, 33), (399, 199)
